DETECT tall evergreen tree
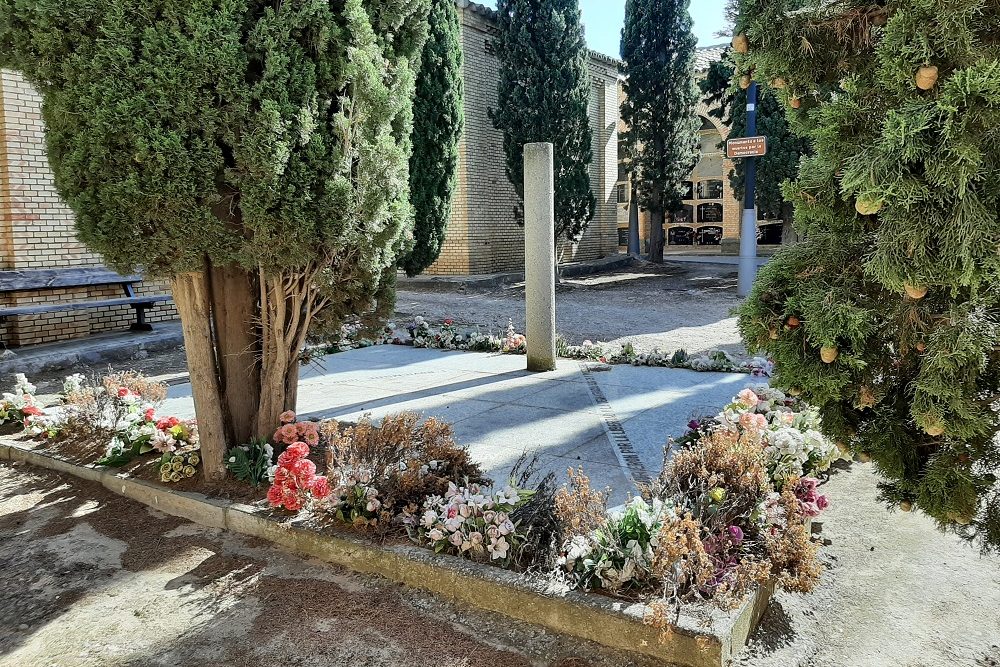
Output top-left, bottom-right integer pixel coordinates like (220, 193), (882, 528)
(734, 0), (1000, 551)
(700, 55), (809, 242)
(490, 0), (595, 245)
(401, 0), (464, 277)
(620, 0), (701, 263)
(0, 0), (430, 479)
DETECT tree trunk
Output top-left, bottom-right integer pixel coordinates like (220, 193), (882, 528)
(208, 264), (260, 445)
(171, 271), (229, 482)
(648, 208), (665, 263)
(627, 186), (640, 257)
(256, 272), (314, 437)
(781, 203), (800, 245)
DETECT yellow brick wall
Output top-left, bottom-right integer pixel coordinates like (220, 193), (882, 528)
(427, 3), (621, 275)
(0, 69), (177, 346)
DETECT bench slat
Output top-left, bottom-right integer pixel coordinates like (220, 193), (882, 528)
(0, 268), (142, 292)
(0, 295), (171, 317)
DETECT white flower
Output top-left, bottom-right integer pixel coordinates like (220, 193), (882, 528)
(427, 528), (445, 542)
(106, 435), (126, 456)
(14, 373), (36, 396)
(421, 510), (438, 528)
(151, 429), (177, 453)
(565, 535), (592, 563)
(488, 536), (509, 560)
(62, 373), (85, 395)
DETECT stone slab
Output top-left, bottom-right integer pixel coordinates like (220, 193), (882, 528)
(155, 347), (760, 500)
(0, 322), (183, 375)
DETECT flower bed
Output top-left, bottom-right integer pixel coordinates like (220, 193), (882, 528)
(6, 373), (839, 663)
(317, 317), (774, 376)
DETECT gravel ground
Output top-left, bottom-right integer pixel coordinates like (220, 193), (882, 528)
(395, 260), (746, 356)
(0, 462), (659, 667)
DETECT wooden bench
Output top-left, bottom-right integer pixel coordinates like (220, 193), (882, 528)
(0, 267), (173, 335)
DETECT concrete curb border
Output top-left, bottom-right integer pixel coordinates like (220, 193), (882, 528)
(2, 439), (772, 667)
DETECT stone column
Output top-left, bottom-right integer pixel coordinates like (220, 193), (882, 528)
(523, 142), (557, 372)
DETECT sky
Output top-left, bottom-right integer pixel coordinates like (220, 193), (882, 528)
(475, 0), (730, 58)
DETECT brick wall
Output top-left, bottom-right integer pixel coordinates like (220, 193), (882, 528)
(427, 2), (621, 275)
(0, 69), (176, 346)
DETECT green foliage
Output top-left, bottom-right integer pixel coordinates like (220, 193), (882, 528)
(490, 0), (596, 243)
(700, 54), (810, 221)
(0, 0), (430, 327)
(620, 0), (701, 217)
(400, 0), (464, 277)
(734, 0), (1000, 552)
(225, 438), (274, 487)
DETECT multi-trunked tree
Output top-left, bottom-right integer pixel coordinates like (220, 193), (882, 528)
(0, 0), (432, 479)
(733, 0), (1000, 550)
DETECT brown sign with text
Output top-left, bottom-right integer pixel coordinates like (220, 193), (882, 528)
(726, 136), (768, 158)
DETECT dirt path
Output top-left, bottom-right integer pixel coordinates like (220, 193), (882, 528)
(396, 260), (745, 356)
(24, 261), (744, 397)
(735, 462), (1000, 667)
(0, 462), (661, 667)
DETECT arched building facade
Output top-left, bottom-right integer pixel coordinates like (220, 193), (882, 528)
(615, 45), (785, 257)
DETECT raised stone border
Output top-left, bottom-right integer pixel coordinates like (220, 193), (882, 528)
(0, 438), (772, 667)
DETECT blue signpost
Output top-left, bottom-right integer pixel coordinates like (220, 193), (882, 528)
(737, 81), (759, 297)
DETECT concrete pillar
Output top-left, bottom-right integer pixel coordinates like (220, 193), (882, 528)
(523, 142), (557, 372)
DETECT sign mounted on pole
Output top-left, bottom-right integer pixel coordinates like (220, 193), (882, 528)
(726, 135), (768, 159)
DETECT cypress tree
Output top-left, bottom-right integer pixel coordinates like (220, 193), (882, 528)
(700, 55), (809, 241)
(734, 0), (1000, 551)
(620, 0), (701, 263)
(490, 0), (595, 245)
(401, 0), (464, 277)
(0, 0), (430, 478)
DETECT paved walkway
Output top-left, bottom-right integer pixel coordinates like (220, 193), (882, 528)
(163, 346), (756, 499)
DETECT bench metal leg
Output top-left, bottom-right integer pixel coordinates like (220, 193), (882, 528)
(130, 305), (153, 332)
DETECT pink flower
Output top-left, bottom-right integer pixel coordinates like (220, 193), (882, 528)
(144, 408), (156, 422)
(285, 441), (310, 460)
(266, 485), (284, 506)
(816, 495), (829, 511)
(21, 405), (43, 417)
(276, 423), (298, 443)
(279, 410), (296, 424)
(283, 496), (303, 512)
(727, 525), (744, 545)
(117, 387), (129, 398)
(292, 458), (317, 479)
(737, 388), (760, 408)
(157, 416), (180, 430)
(311, 476), (330, 499)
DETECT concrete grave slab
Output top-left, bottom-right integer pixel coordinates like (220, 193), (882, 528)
(158, 347), (757, 501)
